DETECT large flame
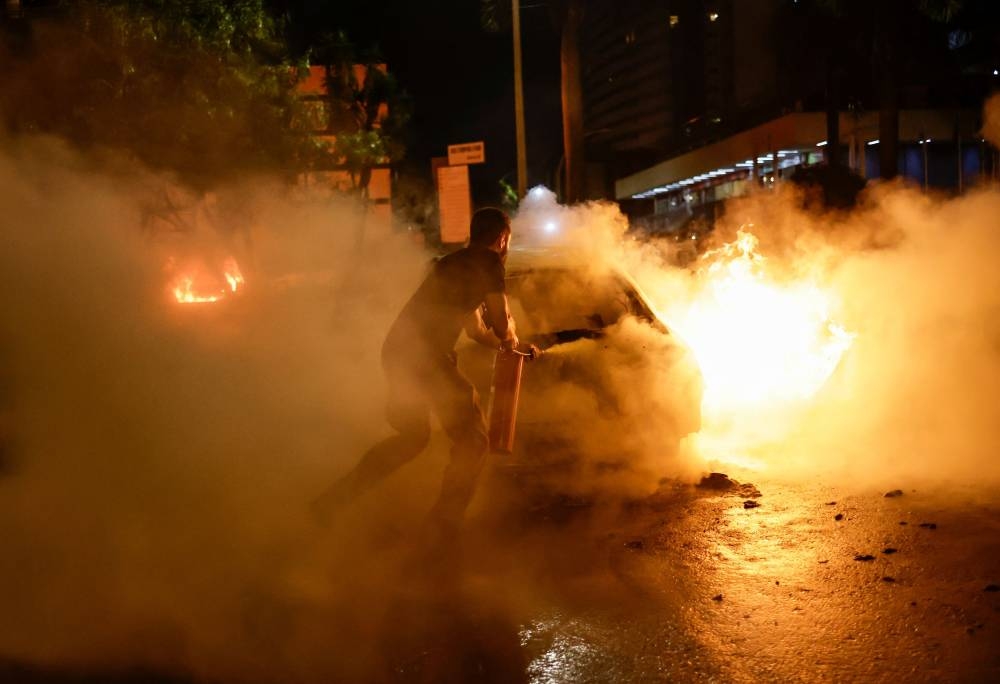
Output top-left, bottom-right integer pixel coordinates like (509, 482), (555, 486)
(171, 257), (244, 304)
(669, 228), (854, 415)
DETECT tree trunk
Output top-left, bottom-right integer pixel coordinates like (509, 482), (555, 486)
(560, 0), (585, 204)
(874, 2), (899, 180)
(878, 66), (899, 180)
(354, 166), (372, 248)
(825, 65), (841, 167)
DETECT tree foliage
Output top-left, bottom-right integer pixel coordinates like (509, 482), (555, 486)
(308, 31), (409, 193)
(480, 0), (512, 33)
(0, 0), (312, 189)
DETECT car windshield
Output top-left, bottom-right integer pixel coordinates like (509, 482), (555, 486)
(505, 268), (652, 338)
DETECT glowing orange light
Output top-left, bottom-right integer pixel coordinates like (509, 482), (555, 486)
(222, 258), (245, 293)
(667, 228), (854, 414)
(172, 276), (222, 304)
(170, 257), (245, 304)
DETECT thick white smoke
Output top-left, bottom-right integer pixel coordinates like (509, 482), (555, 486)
(2, 111), (999, 682)
(0, 134), (439, 681)
(510, 171), (1000, 488)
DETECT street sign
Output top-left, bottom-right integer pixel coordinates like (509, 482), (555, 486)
(448, 141), (486, 166)
(437, 164), (472, 244)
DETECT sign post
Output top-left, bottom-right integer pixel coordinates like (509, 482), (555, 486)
(437, 165), (472, 244)
(437, 142), (486, 245)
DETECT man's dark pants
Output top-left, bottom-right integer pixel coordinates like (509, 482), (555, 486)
(316, 348), (490, 527)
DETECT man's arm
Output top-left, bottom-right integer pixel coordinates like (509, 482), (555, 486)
(483, 291), (519, 351)
(464, 306), (503, 349)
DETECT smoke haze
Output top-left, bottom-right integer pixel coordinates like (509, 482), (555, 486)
(2, 123), (1000, 680)
(513, 175), (1000, 488)
(0, 134), (439, 681)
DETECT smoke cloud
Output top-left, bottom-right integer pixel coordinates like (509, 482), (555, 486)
(0, 133), (442, 681)
(512, 175), (1000, 489)
(2, 126), (1000, 681)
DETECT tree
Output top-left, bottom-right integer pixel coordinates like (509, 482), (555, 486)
(302, 31), (409, 246)
(0, 0), (311, 190)
(309, 32), (409, 200)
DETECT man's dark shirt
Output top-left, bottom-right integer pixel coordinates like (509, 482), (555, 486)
(383, 245), (505, 362)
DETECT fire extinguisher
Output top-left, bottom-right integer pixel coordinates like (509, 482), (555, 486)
(487, 348), (532, 453)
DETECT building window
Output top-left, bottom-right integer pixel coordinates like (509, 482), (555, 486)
(708, 11), (719, 22)
(669, 15), (680, 28)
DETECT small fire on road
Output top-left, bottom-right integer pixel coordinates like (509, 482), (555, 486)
(170, 257), (245, 304)
(668, 228), (854, 416)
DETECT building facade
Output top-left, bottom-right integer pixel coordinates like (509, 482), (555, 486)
(581, 0), (782, 195)
(580, 0), (999, 234)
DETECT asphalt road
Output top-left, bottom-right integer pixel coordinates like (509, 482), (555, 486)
(393, 468), (1000, 683)
(563, 477), (1000, 683)
(3, 469), (999, 683)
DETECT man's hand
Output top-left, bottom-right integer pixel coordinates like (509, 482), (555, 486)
(519, 343), (542, 360)
(500, 338), (541, 360)
(499, 332), (520, 353)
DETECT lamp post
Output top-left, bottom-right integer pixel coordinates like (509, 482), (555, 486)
(512, 0), (527, 199)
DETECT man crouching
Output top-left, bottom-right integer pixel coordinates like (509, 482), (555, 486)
(313, 207), (533, 534)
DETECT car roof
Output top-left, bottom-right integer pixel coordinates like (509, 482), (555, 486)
(504, 247), (648, 296)
(504, 247), (616, 276)
(504, 247), (668, 322)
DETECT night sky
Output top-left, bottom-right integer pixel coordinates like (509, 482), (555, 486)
(296, 0), (564, 205)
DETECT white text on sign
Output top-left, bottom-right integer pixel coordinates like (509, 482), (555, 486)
(447, 141), (485, 166)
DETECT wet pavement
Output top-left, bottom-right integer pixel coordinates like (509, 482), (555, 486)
(602, 476), (1000, 683)
(435, 470), (1000, 683)
(3, 469), (1000, 683)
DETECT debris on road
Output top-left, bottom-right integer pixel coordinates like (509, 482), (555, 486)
(854, 554), (876, 561)
(882, 576), (896, 582)
(884, 489), (904, 498)
(712, 594), (724, 601)
(743, 500), (760, 509)
(835, 513), (844, 521)
(697, 472), (735, 490)
(697, 472), (761, 498)
(883, 548), (898, 554)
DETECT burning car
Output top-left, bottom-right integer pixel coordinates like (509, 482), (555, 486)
(459, 251), (704, 496)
